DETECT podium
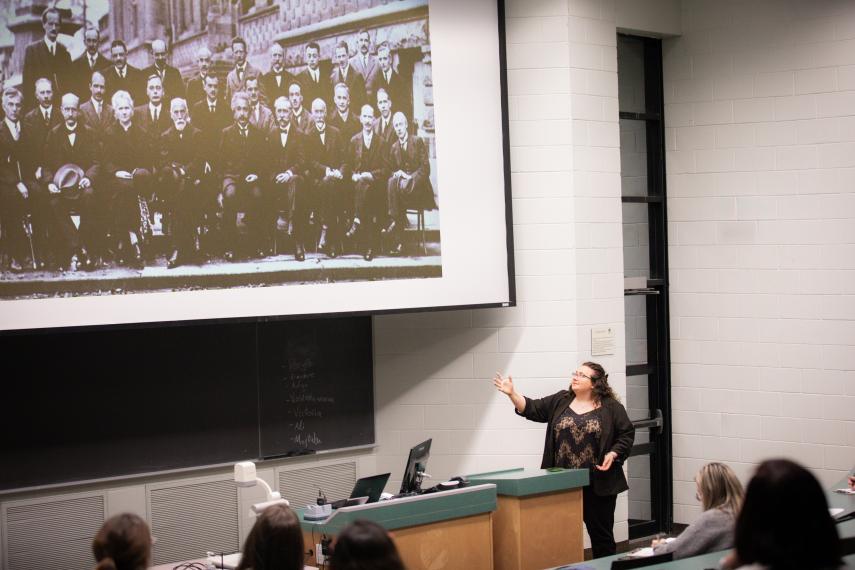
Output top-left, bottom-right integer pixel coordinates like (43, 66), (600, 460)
(468, 468), (589, 570)
(299, 484), (497, 570)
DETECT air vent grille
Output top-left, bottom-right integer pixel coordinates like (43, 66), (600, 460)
(4, 494), (105, 570)
(149, 479), (239, 565)
(278, 462), (357, 508)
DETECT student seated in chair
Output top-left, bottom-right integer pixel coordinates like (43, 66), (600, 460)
(92, 513), (152, 570)
(235, 503), (304, 570)
(329, 519), (404, 570)
(652, 462), (743, 559)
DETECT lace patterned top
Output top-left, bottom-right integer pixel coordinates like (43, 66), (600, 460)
(553, 406), (603, 469)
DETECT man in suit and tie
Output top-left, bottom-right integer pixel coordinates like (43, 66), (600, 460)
(105, 40), (144, 105)
(22, 7), (71, 110)
(41, 93), (101, 270)
(329, 83), (361, 141)
(191, 74), (230, 152)
(23, 77), (62, 154)
(158, 98), (209, 268)
(69, 26), (110, 100)
(303, 97), (346, 258)
(351, 29), (380, 104)
(217, 91), (267, 261)
(267, 96), (306, 261)
(134, 74), (170, 137)
(0, 88), (41, 272)
(373, 88), (396, 151)
(297, 42), (331, 112)
(245, 75), (275, 133)
(80, 70), (116, 135)
(143, 39), (184, 104)
(346, 104), (387, 261)
(288, 82), (313, 133)
(261, 43), (294, 107)
(185, 47), (215, 108)
(226, 36), (261, 102)
(382, 111), (436, 256)
(375, 43), (408, 119)
(330, 41), (366, 111)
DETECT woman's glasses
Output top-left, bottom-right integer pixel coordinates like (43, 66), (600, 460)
(572, 370), (593, 381)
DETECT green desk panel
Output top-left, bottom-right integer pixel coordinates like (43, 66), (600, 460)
(468, 467), (589, 497)
(298, 483), (497, 534)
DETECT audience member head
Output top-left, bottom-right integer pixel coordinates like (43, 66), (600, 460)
(235, 503), (303, 570)
(329, 520), (404, 570)
(696, 462), (743, 514)
(734, 459), (840, 570)
(92, 513), (152, 570)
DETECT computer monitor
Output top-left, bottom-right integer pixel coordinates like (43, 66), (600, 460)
(350, 473), (391, 503)
(400, 438), (432, 494)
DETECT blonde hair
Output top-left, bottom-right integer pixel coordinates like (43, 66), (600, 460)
(697, 462), (744, 515)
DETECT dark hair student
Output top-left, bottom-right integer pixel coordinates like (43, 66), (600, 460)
(92, 513), (152, 570)
(329, 519), (405, 570)
(724, 458), (841, 570)
(235, 503), (304, 570)
(493, 361), (635, 558)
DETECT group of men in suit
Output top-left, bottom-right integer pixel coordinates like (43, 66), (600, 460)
(1, 7), (436, 273)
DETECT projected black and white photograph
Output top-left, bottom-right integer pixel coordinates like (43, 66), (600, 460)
(0, 0), (442, 295)
(0, 0), (512, 330)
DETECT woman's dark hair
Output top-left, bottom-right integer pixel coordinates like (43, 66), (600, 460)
(734, 459), (841, 569)
(92, 513), (151, 570)
(582, 361), (618, 403)
(329, 519), (405, 570)
(235, 503), (304, 570)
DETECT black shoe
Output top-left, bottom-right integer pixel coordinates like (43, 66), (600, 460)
(167, 250), (181, 269)
(363, 248), (374, 261)
(388, 242), (403, 256)
(328, 244), (338, 259)
(295, 243), (305, 262)
(345, 221), (360, 239)
(381, 220), (396, 235)
(318, 226), (328, 251)
(224, 250), (236, 262)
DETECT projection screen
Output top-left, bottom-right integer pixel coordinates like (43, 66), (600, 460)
(0, 0), (513, 330)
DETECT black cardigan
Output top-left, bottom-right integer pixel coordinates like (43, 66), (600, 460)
(517, 390), (635, 496)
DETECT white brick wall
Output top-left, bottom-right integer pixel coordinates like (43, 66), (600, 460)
(373, 0), (630, 545)
(666, 0), (855, 524)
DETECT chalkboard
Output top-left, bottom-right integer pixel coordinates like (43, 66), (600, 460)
(258, 319), (374, 457)
(0, 317), (374, 492)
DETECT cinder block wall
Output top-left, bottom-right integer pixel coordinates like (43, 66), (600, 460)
(373, 0), (630, 544)
(664, 0), (855, 524)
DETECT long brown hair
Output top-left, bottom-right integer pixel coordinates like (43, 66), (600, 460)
(235, 503), (304, 570)
(582, 361), (618, 403)
(92, 513), (151, 570)
(697, 462), (743, 514)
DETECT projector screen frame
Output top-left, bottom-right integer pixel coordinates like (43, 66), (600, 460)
(0, 0), (515, 332)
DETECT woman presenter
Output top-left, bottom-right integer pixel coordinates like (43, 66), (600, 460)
(494, 362), (635, 558)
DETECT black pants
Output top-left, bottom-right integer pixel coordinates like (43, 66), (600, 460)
(583, 486), (617, 558)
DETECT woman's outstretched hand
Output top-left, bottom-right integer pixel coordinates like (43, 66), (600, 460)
(493, 373), (515, 395)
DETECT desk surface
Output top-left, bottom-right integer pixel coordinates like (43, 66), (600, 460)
(468, 467), (589, 496)
(298, 483), (497, 533)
